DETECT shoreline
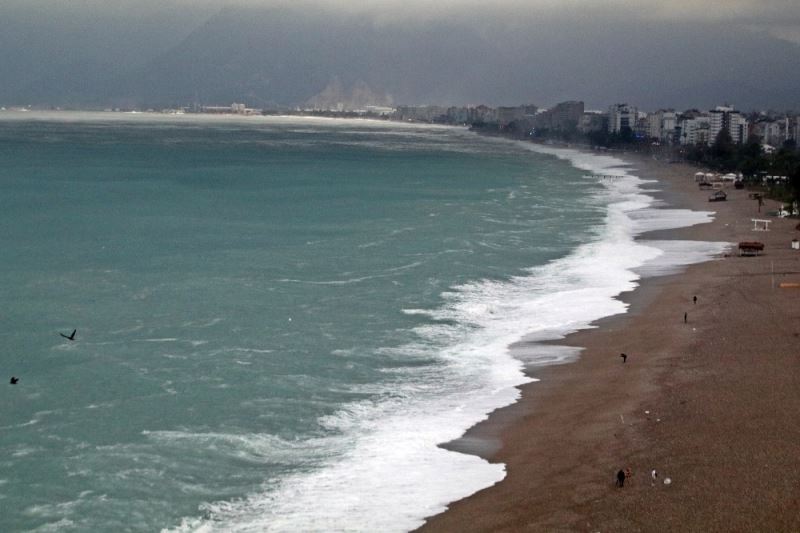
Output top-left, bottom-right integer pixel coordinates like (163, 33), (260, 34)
(419, 152), (800, 531)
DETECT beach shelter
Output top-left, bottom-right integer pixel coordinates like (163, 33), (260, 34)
(694, 171), (706, 182)
(752, 219), (772, 231)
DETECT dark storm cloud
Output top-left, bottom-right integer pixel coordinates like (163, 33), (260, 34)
(1, 0), (798, 109)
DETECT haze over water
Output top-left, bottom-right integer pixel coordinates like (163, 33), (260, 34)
(0, 113), (723, 531)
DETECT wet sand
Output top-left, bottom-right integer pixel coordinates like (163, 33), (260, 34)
(419, 154), (800, 532)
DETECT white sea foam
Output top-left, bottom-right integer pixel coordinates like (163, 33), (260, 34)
(143, 430), (339, 466)
(636, 239), (730, 277)
(168, 143), (728, 532)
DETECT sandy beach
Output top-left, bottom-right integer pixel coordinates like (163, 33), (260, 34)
(419, 153), (800, 532)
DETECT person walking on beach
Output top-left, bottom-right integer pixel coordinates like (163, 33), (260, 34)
(693, 295), (697, 305)
(684, 312), (688, 324)
(620, 353), (627, 363)
(616, 469), (626, 487)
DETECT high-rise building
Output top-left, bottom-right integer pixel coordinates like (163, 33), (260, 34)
(753, 119), (788, 146)
(549, 101), (584, 131)
(496, 106), (528, 126)
(578, 111), (607, 134)
(608, 104), (638, 133)
(532, 101), (584, 131)
(646, 113), (662, 139)
(708, 105), (748, 145)
(661, 112), (677, 143)
(678, 115), (711, 145)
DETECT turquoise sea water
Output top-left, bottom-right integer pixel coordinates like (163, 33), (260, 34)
(0, 113), (721, 532)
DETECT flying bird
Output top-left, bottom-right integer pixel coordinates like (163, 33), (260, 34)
(60, 329), (77, 341)
(10, 376), (19, 385)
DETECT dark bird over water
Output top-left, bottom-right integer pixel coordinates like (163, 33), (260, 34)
(10, 377), (19, 385)
(60, 329), (77, 341)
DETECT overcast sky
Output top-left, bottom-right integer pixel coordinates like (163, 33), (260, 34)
(1, 0), (799, 110)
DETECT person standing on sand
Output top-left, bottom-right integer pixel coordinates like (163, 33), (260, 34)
(620, 353), (627, 363)
(693, 295), (697, 305)
(616, 469), (626, 487)
(684, 312), (688, 324)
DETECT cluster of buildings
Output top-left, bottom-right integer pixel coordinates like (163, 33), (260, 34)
(198, 102), (261, 115)
(391, 101), (800, 150)
(100, 98), (798, 152)
(606, 103), (800, 149)
(393, 102), (585, 133)
(603, 104), (751, 146)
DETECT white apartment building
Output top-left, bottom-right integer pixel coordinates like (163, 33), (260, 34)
(754, 120), (787, 146)
(608, 103), (638, 133)
(661, 112), (677, 142)
(728, 114), (749, 144)
(646, 113), (661, 139)
(678, 116), (711, 145)
(646, 110), (678, 142)
(708, 105), (748, 145)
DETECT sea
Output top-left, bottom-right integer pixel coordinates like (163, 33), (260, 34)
(0, 112), (727, 532)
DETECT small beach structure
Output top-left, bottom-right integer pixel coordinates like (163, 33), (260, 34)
(751, 219), (771, 231)
(709, 190), (727, 202)
(738, 241), (764, 256)
(694, 171), (706, 182)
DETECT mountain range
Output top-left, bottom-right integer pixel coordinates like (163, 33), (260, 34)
(2, 4), (799, 110)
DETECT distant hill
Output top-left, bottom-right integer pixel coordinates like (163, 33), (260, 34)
(105, 6), (487, 109)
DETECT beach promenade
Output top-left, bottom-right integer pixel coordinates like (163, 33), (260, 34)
(420, 154), (800, 532)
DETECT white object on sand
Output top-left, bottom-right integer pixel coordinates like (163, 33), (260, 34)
(664, 477), (672, 485)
